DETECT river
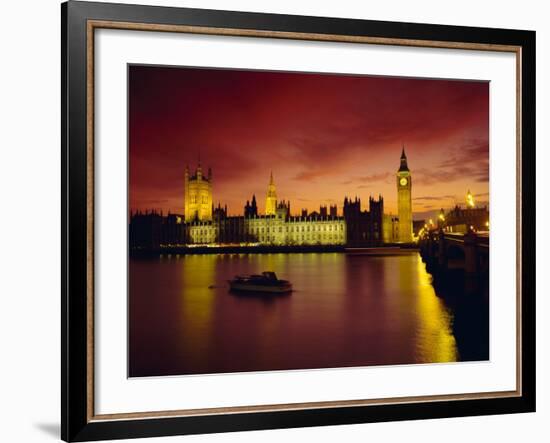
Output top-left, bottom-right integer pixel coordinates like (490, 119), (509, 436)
(129, 252), (488, 377)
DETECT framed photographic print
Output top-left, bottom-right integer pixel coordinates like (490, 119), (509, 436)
(61, 1), (536, 441)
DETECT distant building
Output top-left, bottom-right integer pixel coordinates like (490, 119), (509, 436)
(129, 210), (164, 250)
(343, 196), (385, 246)
(383, 214), (400, 243)
(444, 206), (489, 233)
(184, 171), (347, 245)
(442, 201), (489, 235)
(434, 190), (489, 234)
(130, 149), (420, 250)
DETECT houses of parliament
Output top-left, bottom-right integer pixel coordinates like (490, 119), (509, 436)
(129, 150), (414, 250)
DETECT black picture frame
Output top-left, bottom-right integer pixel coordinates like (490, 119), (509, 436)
(62, 1), (536, 441)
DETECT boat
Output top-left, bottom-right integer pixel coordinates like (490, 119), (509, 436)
(228, 272), (292, 294)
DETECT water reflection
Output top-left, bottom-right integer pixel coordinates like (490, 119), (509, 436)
(179, 255), (216, 369)
(413, 257), (457, 363)
(129, 252), (487, 377)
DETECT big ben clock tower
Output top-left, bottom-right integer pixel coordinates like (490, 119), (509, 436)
(397, 146), (413, 243)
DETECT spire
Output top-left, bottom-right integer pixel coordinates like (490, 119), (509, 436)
(196, 148), (203, 179)
(466, 189), (475, 208)
(399, 144), (409, 172)
(265, 171), (277, 216)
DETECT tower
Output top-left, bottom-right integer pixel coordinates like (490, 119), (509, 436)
(397, 146), (413, 243)
(244, 194), (258, 217)
(265, 171), (277, 216)
(184, 161), (213, 222)
(466, 189), (475, 208)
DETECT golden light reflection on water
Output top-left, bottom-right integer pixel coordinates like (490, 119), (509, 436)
(179, 254), (216, 367)
(180, 253), (457, 365)
(130, 252), (468, 376)
(413, 255), (457, 362)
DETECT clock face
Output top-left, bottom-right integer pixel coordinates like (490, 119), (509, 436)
(400, 177), (408, 186)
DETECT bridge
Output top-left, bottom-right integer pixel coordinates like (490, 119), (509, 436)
(418, 229), (489, 276)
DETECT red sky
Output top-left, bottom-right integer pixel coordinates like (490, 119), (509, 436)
(129, 65), (489, 220)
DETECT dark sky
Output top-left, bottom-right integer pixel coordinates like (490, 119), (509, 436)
(129, 65), (489, 219)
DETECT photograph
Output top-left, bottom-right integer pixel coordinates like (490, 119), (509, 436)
(128, 65), (490, 377)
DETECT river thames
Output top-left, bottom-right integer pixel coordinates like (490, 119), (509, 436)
(129, 252), (488, 377)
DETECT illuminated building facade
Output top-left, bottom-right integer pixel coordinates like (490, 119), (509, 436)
(181, 171), (347, 246)
(438, 191), (490, 233)
(185, 199), (346, 246)
(184, 162), (213, 222)
(130, 150), (416, 250)
(383, 214), (400, 243)
(396, 147), (413, 243)
(265, 171), (277, 216)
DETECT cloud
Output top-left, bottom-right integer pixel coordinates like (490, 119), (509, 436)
(414, 139), (489, 186)
(438, 139), (488, 168)
(129, 66), (489, 215)
(357, 172), (392, 183)
(413, 195), (455, 201)
(293, 169), (332, 182)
